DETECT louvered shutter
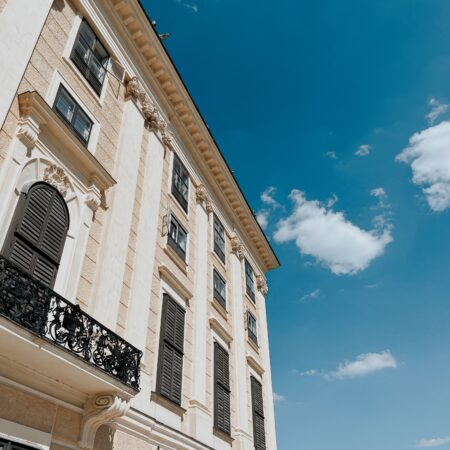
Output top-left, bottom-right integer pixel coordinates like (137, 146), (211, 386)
(214, 342), (231, 434)
(251, 376), (266, 450)
(157, 294), (185, 405)
(2, 183), (69, 288)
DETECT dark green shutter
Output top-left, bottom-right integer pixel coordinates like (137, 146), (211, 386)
(214, 342), (231, 434)
(2, 182), (69, 288)
(251, 376), (266, 450)
(157, 294), (185, 405)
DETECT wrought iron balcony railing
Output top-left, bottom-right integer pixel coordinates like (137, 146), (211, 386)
(0, 255), (142, 390)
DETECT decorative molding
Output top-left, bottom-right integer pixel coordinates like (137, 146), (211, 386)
(85, 186), (102, 212)
(246, 354), (265, 376)
(79, 393), (130, 450)
(126, 77), (173, 148)
(230, 234), (245, 260)
(209, 317), (233, 345)
(195, 184), (213, 214)
(17, 117), (40, 151)
(256, 275), (268, 296)
(158, 263), (193, 301)
(43, 164), (70, 196)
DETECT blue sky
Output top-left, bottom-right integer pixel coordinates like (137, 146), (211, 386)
(144, 1), (450, 449)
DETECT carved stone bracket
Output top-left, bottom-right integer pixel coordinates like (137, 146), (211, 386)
(17, 117), (40, 151)
(126, 77), (173, 149)
(43, 164), (70, 197)
(230, 234), (245, 260)
(256, 275), (268, 296)
(85, 184), (102, 212)
(79, 393), (130, 450)
(196, 184), (213, 214)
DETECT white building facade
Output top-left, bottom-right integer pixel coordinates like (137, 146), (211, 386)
(0, 1), (280, 449)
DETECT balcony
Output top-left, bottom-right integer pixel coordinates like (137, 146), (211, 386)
(0, 255), (142, 393)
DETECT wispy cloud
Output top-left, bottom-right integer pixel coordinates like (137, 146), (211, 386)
(273, 392), (285, 403)
(273, 190), (393, 275)
(396, 121), (450, 212)
(355, 144), (372, 157)
(256, 186), (281, 229)
(417, 437), (450, 448)
(299, 289), (321, 302)
(325, 151), (337, 159)
(175, 0), (199, 12)
(426, 98), (449, 125)
(293, 350), (397, 381)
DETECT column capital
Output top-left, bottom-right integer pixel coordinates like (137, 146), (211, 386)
(256, 274), (268, 296)
(231, 234), (245, 260)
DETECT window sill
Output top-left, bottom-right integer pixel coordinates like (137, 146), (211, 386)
(169, 191), (189, 220)
(151, 391), (186, 418)
(247, 335), (259, 353)
(211, 250), (227, 272)
(164, 244), (188, 275)
(245, 293), (257, 311)
(211, 297), (228, 320)
(213, 427), (234, 444)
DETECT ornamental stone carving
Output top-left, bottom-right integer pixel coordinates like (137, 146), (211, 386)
(85, 184), (102, 212)
(79, 394), (130, 450)
(231, 234), (245, 260)
(17, 117), (40, 151)
(256, 275), (268, 296)
(126, 77), (173, 148)
(43, 164), (70, 196)
(196, 184), (213, 214)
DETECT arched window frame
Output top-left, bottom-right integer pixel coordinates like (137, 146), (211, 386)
(1, 181), (70, 289)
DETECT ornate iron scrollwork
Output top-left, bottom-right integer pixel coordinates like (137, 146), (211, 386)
(0, 255), (142, 390)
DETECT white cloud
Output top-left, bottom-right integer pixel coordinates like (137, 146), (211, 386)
(256, 210), (269, 229)
(299, 289), (321, 302)
(295, 351), (397, 381)
(325, 151), (337, 159)
(370, 187), (386, 198)
(273, 190), (393, 275)
(355, 144), (372, 157)
(273, 392), (285, 403)
(176, 0), (199, 12)
(417, 437), (450, 448)
(396, 121), (450, 211)
(261, 186), (281, 208)
(331, 350), (397, 379)
(426, 98), (449, 125)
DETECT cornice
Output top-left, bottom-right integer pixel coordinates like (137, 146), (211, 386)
(101, 0), (279, 272)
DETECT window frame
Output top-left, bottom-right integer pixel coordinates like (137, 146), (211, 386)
(250, 376), (266, 450)
(247, 311), (258, 344)
(70, 19), (110, 96)
(213, 268), (227, 310)
(0, 437), (39, 450)
(171, 154), (189, 213)
(213, 214), (226, 264)
(53, 84), (93, 145)
(245, 258), (256, 302)
(167, 213), (188, 261)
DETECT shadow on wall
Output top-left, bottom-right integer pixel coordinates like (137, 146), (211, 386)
(52, 0), (64, 12)
(94, 424), (115, 450)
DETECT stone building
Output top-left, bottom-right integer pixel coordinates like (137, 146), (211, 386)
(0, 1), (280, 449)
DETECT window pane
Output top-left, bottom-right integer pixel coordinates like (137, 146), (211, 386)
(169, 219), (178, 241)
(74, 37), (90, 64)
(73, 109), (92, 142)
(177, 227), (187, 252)
(88, 55), (107, 83)
(79, 21), (96, 48)
(55, 89), (75, 123)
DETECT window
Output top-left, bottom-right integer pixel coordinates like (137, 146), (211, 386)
(71, 20), (109, 95)
(213, 214), (225, 263)
(251, 377), (266, 450)
(156, 294), (186, 405)
(168, 214), (187, 261)
(1, 182), (70, 288)
(0, 438), (38, 450)
(213, 269), (226, 309)
(214, 342), (231, 435)
(245, 258), (255, 301)
(54, 85), (93, 145)
(247, 311), (258, 344)
(171, 155), (189, 212)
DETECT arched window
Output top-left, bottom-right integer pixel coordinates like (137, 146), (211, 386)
(2, 182), (70, 288)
